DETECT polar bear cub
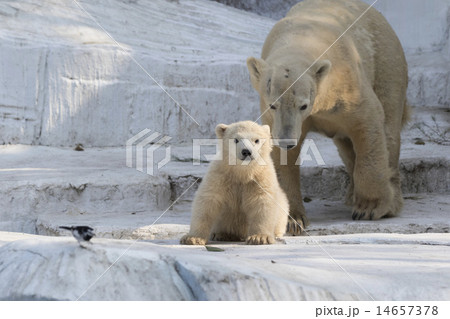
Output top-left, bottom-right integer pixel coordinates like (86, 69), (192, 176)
(180, 121), (289, 245)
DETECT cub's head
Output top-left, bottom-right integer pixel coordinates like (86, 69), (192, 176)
(246, 57), (331, 150)
(215, 121), (272, 166)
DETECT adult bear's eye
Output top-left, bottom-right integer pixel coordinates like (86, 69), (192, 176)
(270, 104), (276, 110)
(300, 104), (308, 110)
(255, 139), (259, 144)
(234, 138), (239, 144)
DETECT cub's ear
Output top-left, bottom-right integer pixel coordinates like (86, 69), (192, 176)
(262, 124), (271, 136)
(215, 123), (228, 138)
(247, 57), (268, 90)
(314, 59), (331, 82)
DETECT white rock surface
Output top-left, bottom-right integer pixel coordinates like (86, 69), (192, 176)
(0, 0), (448, 147)
(367, 0), (450, 55)
(0, 232), (449, 300)
(0, 0), (271, 146)
(210, 0), (300, 20)
(407, 52), (450, 107)
(214, 0), (450, 54)
(370, 0), (450, 108)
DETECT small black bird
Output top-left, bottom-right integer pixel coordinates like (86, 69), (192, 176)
(60, 226), (95, 246)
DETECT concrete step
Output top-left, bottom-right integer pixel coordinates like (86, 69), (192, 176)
(35, 194), (449, 241)
(0, 146), (172, 233)
(36, 200), (192, 241)
(1, 121), (448, 236)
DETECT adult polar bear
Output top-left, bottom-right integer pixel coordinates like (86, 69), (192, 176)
(247, 0), (409, 234)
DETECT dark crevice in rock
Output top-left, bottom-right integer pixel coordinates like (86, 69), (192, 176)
(173, 260), (208, 301)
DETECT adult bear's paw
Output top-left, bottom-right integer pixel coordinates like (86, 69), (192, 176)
(180, 235), (206, 245)
(246, 234), (274, 245)
(352, 197), (392, 220)
(286, 213), (309, 236)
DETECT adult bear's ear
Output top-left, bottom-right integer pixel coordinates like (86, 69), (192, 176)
(215, 123), (228, 138)
(247, 57), (268, 90)
(314, 59), (331, 82)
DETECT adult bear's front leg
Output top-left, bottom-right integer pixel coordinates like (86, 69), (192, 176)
(350, 120), (397, 220)
(272, 144), (309, 235)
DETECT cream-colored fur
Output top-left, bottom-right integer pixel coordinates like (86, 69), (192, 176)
(247, 0), (409, 234)
(180, 121), (289, 245)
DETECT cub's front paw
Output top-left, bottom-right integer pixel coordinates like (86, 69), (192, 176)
(180, 235), (206, 245)
(286, 212), (309, 236)
(246, 234), (274, 245)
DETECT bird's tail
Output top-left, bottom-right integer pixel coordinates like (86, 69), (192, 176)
(59, 226), (72, 230)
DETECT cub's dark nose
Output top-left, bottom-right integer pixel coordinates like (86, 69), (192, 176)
(241, 149), (252, 157)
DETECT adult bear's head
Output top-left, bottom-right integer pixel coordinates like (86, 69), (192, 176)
(246, 57), (331, 150)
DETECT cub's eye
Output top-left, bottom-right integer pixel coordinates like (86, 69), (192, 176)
(300, 104), (308, 110)
(270, 104), (276, 110)
(234, 138), (239, 144)
(255, 139), (259, 144)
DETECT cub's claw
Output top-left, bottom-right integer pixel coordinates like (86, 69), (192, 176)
(246, 234), (274, 245)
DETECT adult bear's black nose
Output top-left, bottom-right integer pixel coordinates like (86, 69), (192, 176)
(277, 139), (297, 150)
(241, 149), (252, 157)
